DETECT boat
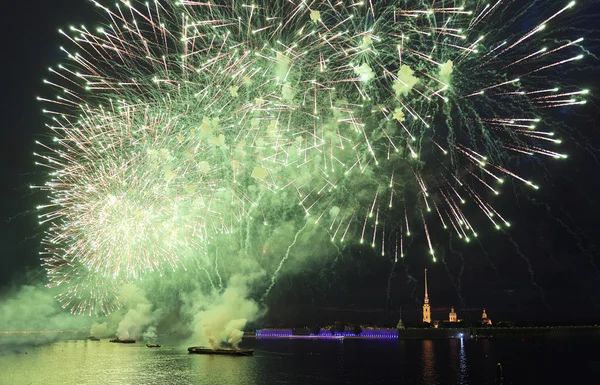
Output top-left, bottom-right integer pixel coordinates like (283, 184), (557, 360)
(146, 344), (161, 348)
(87, 336), (100, 341)
(495, 363), (504, 385)
(109, 338), (136, 343)
(187, 346), (254, 356)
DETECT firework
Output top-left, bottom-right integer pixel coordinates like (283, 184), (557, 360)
(45, 257), (124, 316)
(36, 0), (587, 313)
(166, 0), (585, 260)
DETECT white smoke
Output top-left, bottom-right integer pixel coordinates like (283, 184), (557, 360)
(0, 285), (92, 348)
(393, 65), (419, 96)
(115, 286), (157, 340)
(142, 326), (157, 343)
(393, 107), (405, 122)
(183, 274), (263, 349)
(354, 63), (375, 82)
(438, 60), (454, 85)
(275, 52), (291, 81)
(89, 322), (111, 338)
(281, 82), (296, 102)
(224, 319), (247, 346)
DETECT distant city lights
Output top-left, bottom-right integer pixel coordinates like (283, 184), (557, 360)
(256, 329), (399, 339)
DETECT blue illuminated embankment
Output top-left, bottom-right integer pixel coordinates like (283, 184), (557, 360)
(255, 329), (398, 340)
(255, 329), (293, 338)
(252, 326), (600, 341)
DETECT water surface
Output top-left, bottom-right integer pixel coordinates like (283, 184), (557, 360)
(1, 336), (599, 384)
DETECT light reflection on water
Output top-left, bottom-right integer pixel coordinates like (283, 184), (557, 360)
(1, 336), (599, 385)
(459, 337), (469, 383)
(421, 339), (437, 384)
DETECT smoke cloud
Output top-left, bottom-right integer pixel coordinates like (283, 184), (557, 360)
(142, 326), (158, 343)
(89, 322), (111, 338)
(354, 63), (375, 82)
(394, 65), (419, 96)
(438, 60), (454, 84)
(116, 286), (159, 341)
(183, 274), (263, 348)
(0, 285), (92, 350)
(2, 212), (339, 351)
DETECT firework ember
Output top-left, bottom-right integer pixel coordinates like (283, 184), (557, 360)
(36, 0), (587, 314)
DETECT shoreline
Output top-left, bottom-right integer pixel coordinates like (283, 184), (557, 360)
(246, 325), (600, 340)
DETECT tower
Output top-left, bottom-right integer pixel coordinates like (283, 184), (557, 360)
(423, 269), (431, 323)
(397, 306), (405, 329)
(482, 308), (492, 325)
(449, 306), (457, 322)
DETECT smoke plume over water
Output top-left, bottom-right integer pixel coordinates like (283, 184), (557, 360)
(183, 274), (263, 348)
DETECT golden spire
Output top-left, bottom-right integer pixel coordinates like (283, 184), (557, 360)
(422, 269), (431, 323)
(424, 268), (429, 304)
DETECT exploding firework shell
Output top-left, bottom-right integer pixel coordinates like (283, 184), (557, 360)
(38, 102), (234, 275)
(169, 0), (584, 261)
(37, 0), (587, 313)
(44, 255), (125, 316)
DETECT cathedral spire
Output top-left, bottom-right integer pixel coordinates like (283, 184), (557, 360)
(424, 268), (429, 304)
(423, 269), (431, 323)
(397, 306), (405, 329)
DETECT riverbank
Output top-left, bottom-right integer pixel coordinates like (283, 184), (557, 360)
(245, 325), (600, 340)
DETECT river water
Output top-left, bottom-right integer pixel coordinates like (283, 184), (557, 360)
(1, 336), (599, 384)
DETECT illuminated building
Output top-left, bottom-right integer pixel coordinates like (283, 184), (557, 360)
(449, 306), (457, 322)
(482, 309), (493, 326)
(423, 269), (431, 323)
(397, 307), (405, 329)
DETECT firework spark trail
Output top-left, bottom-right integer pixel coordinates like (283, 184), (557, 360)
(37, 0), (591, 314)
(506, 236), (548, 308)
(227, 0), (586, 260)
(386, 259), (397, 310)
(474, 237), (505, 285)
(214, 249), (223, 290)
(261, 220), (310, 302)
(538, 201), (600, 280)
(559, 118), (600, 166)
(404, 265), (420, 306)
(439, 248), (465, 310)
(200, 268), (218, 292)
(5, 210), (34, 223)
(447, 236), (465, 308)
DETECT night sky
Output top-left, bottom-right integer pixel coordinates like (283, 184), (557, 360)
(2, 0), (600, 327)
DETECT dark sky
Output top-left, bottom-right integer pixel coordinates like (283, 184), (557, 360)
(0, 1), (100, 284)
(1, 0), (600, 326)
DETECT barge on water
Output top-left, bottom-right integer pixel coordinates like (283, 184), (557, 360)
(109, 338), (136, 344)
(146, 344), (161, 348)
(187, 346), (254, 356)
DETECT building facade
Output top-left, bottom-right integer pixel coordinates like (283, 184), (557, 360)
(482, 309), (492, 325)
(449, 306), (457, 322)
